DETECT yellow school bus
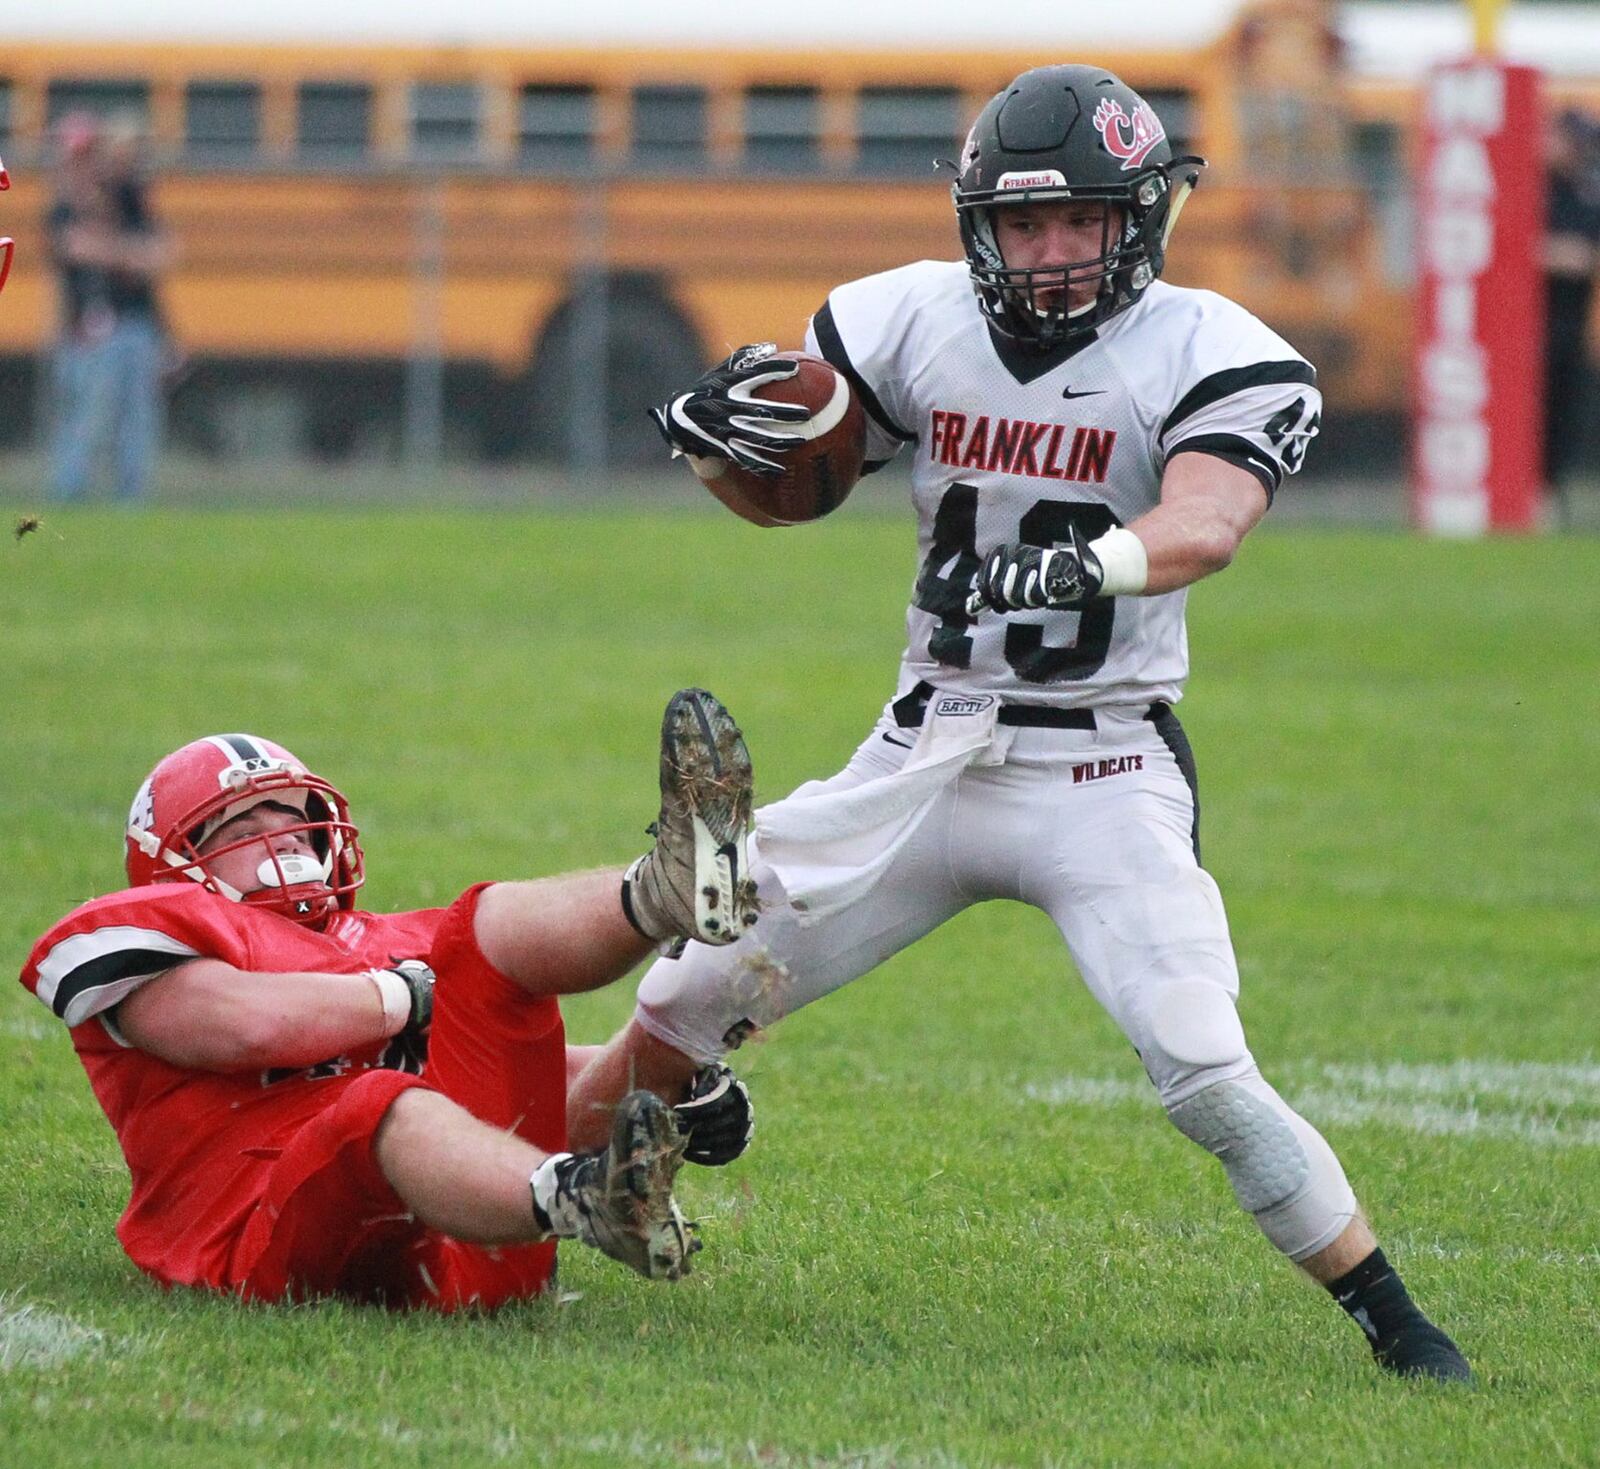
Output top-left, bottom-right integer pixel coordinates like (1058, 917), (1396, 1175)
(2, 4), (1589, 464)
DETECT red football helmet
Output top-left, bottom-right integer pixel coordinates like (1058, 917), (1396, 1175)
(125, 734), (364, 928)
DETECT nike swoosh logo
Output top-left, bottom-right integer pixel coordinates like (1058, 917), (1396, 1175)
(1061, 387), (1105, 400)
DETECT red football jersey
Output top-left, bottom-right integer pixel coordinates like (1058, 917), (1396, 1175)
(21, 882), (446, 1288)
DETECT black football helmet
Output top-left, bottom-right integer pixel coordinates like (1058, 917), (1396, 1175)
(953, 65), (1205, 350)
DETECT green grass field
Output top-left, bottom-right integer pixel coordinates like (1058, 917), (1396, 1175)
(2, 501), (1598, 1468)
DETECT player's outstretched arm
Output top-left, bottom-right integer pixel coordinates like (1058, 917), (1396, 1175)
(1128, 452), (1270, 593)
(969, 454), (1269, 614)
(115, 957), (427, 1071)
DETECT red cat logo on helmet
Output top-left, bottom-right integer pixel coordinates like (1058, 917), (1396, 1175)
(1092, 98), (1166, 171)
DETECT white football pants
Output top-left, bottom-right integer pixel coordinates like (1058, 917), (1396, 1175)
(638, 701), (1244, 1103)
(636, 697), (1359, 1261)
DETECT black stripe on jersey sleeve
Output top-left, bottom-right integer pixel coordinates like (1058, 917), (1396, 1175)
(1166, 433), (1283, 503)
(50, 948), (187, 1025)
(811, 302), (917, 444)
(1160, 360), (1318, 441)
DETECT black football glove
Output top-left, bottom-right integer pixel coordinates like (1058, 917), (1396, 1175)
(967, 525), (1105, 614)
(382, 959), (435, 1034)
(649, 343), (812, 477)
(672, 1063), (754, 1166)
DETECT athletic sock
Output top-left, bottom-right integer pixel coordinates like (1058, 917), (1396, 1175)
(619, 857), (662, 941)
(530, 1152), (585, 1238)
(1325, 1247), (1427, 1349)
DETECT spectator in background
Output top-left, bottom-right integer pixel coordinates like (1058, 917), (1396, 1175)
(1545, 108), (1600, 522)
(47, 112), (175, 502)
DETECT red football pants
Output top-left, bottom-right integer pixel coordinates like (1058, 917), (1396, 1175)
(232, 883), (565, 1310)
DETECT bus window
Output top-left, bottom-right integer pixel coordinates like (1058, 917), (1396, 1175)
(297, 82), (372, 163)
(0, 81), (11, 150)
(185, 81), (261, 162)
(47, 79), (150, 127)
(411, 82), (481, 163)
(630, 84), (707, 170)
(519, 84), (596, 171)
(743, 85), (820, 174)
(1351, 118), (1414, 288)
(856, 86), (960, 175)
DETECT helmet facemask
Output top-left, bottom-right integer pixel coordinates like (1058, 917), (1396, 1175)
(956, 165), (1197, 350)
(126, 746), (365, 929)
(186, 785), (355, 927)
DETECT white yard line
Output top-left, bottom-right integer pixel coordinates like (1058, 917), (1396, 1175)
(68, 1405), (1006, 1469)
(0, 1297), (105, 1371)
(0, 1017), (58, 1042)
(1024, 1060), (1600, 1148)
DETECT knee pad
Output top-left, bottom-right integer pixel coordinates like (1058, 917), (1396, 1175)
(1146, 978), (1248, 1069)
(1166, 1070), (1358, 1262)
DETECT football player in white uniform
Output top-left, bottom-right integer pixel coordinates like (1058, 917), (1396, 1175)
(574, 65), (1470, 1382)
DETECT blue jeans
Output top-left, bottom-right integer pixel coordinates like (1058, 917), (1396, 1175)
(50, 314), (165, 501)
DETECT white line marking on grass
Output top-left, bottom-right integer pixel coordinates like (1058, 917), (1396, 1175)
(1307, 1060), (1600, 1108)
(0, 1296), (105, 1371)
(1024, 1076), (1152, 1108)
(1390, 1237), (1600, 1269)
(138, 1410), (1001, 1469)
(1284, 1089), (1600, 1148)
(0, 1018), (56, 1042)
(1024, 1060), (1600, 1147)
(560, 1438), (989, 1469)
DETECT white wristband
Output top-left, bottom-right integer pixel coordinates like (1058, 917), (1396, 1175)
(366, 968), (412, 1037)
(1088, 527), (1148, 596)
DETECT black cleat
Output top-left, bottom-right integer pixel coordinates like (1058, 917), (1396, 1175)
(1375, 1321), (1475, 1384)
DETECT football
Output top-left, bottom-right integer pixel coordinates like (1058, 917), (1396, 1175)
(688, 351), (868, 526)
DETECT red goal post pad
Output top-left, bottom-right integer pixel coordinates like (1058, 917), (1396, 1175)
(1412, 60), (1546, 535)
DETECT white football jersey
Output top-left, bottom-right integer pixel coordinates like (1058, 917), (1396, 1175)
(804, 263), (1322, 709)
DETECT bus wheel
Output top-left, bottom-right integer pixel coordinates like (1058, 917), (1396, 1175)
(521, 272), (705, 469)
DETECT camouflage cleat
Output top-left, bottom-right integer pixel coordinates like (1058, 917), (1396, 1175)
(540, 1091), (701, 1281)
(624, 688), (758, 953)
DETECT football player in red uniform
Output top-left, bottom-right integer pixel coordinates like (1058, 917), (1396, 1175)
(20, 690), (759, 1309)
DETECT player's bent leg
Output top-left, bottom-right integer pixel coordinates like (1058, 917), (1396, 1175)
(473, 868), (658, 999)
(378, 1085), (699, 1286)
(233, 1069), (456, 1305)
(1139, 981), (1471, 1383)
(569, 774), (972, 1149)
(1043, 724), (1471, 1381)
